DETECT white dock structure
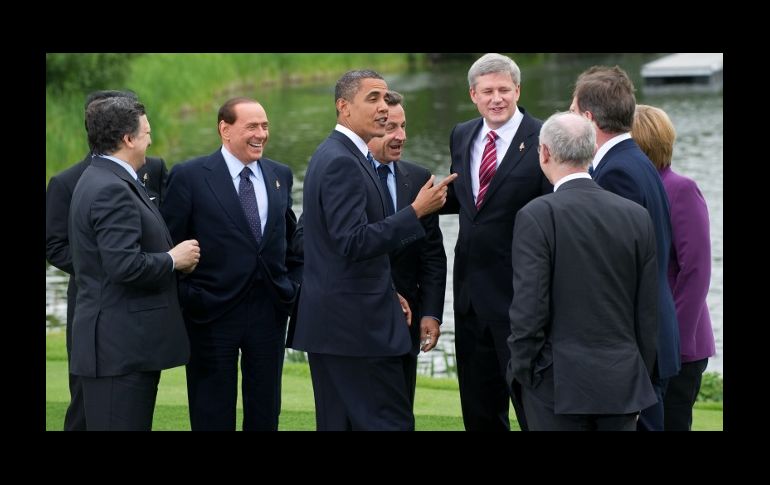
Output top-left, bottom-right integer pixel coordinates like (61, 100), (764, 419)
(641, 53), (723, 92)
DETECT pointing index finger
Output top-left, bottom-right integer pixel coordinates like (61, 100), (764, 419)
(434, 173), (458, 189)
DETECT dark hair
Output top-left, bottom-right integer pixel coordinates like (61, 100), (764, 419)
(83, 90), (138, 134)
(384, 90), (403, 107)
(572, 65), (636, 134)
(334, 70), (384, 115)
(85, 97), (146, 155)
(218, 97), (258, 126)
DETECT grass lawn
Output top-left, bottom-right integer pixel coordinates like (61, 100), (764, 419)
(45, 332), (722, 431)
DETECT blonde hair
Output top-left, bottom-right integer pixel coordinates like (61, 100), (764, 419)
(632, 104), (676, 169)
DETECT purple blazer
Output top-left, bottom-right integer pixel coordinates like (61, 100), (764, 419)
(659, 166), (716, 363)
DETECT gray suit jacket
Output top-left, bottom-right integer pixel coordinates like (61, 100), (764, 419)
(46, 154), (167, 352)
(507, 178), (658, 414)
(68, 157), (188, 377)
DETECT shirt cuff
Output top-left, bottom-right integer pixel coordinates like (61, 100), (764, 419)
(167, 251), (175, 272)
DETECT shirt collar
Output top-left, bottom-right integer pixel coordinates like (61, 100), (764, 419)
(373, 159), (395, 174)
(592, 132), (632, 169)
(335, 124), (370, 159)
(99, 154), (138, 181)
(553, 172), (592, 192)
(221, 145), (261, 180)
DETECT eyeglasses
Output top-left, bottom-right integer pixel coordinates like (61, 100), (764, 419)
(537, 144), (542, 154)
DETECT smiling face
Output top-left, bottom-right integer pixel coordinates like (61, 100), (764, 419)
(470, 71), (520, 130)
(337, 77), (389, 142)
(367, 103), (406, 163)
(220, 101), (269, 163)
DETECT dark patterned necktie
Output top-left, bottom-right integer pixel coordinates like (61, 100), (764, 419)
(238, 167), (263, 244)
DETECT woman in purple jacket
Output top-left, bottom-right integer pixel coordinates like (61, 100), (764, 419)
(633, 105), (717, 430)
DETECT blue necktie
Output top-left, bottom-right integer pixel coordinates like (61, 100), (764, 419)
(238, 167), (263, 244)
(367, 152), (395, 216)
(376, 164), (395, 216)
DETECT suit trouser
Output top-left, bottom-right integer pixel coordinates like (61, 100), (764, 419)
(81, 371), (161, 431)
(402, 353), (418, 408)
(521, 383), (637, 431)
(637, 365), (670, 431)
(455, 308), (528, 431)
(63, 372), (86, 431)
(308, 353), (414, 431)
(186, 285), (287, 431)
(663, 358), (708, 430)
(63, 297), (86, 431)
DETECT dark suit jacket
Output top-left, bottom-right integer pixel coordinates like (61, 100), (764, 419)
(46, 154), (167, 348)
(389, 160), (447, 356)
(593, 138), (680, 380)
(68, 157), (187, 377)
(507, 178), (658, 414)
(442, 108), (552, 321)
(160, 149), (301, 324)
(290, 130), (426, 356)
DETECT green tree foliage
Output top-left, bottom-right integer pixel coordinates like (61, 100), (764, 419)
(46, 53), (139, 95)
(697, 372), (723, 402)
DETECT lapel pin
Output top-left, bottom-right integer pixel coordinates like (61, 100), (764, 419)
(275, 179), (280, 189)
(519, 142), (525, 152)
(143, 173), (149, 184)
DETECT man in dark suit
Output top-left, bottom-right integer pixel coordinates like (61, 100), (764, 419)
(289, 70), (455, 430)
(441, 53), (552, 431)
(69, 96), (200, 431)
(366, 90), (447, 406)
(570, 66), (680, 431)
(507, 111), (658, 431)
(45, 90), (169, 431)
(161, 97), (302, 431)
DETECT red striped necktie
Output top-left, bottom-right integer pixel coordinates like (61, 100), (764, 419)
(476, 130), (498, 209)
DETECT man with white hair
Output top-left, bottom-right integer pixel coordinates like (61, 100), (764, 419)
(506, 112), (658, 431)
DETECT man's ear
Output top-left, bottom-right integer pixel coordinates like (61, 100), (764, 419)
(336, 98), (348, 117)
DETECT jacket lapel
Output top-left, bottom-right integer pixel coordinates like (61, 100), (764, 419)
(394, 161), (411, 210)
(203, 151), (256, 243)
(461, 120), (482, 213)
(259, 159), (281, 249)
(331, 131), (389, 218)
(92, 157), (172, 245)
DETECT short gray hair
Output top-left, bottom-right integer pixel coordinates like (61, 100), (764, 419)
(468, 53), (521, 88)
(540, 111), (596, 168)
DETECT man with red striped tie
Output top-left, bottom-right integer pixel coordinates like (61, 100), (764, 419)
(441, 53), (552, 431)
